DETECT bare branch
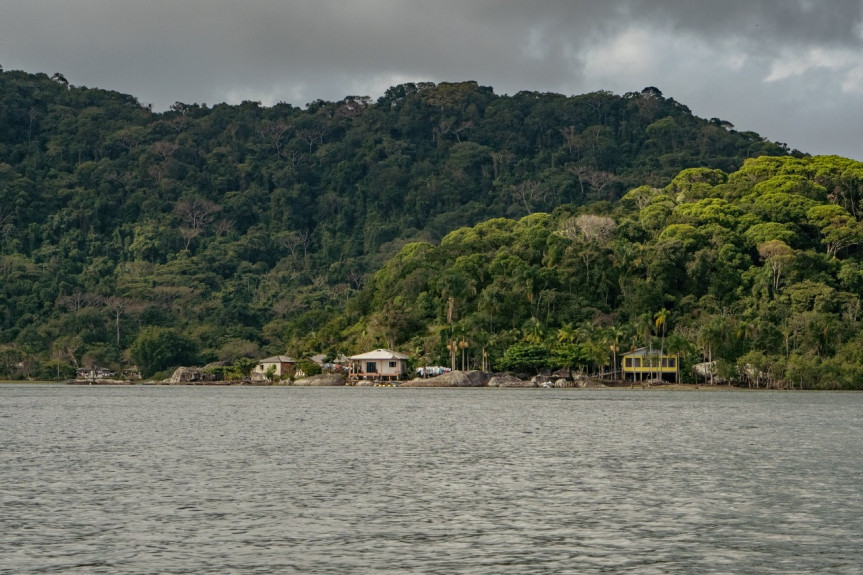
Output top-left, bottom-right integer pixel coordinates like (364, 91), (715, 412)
(258, 120), (292, 155)
(150, 140), (179, 161)
(297, 125), (324, 153)
(175, 198), (222, 233)
(57, 291), (104, 312)
(347, 269), (365, 291)
(213, 218), (235, 237)
(511, 180), (548, 215)
(560, 215), (618, 243)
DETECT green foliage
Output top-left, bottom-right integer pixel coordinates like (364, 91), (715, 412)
(129, 327), (198, 378)
(0, 70), (781, 371)
(743, 222), (797, 248)
(203, 357), (258, 380)
(551, 343), (591, 374)
(232, 357), (258, 378)
(339, 155), (863, 389)
(8, 67), (863, 389)
(497, 343), (551, 373)
(297, 359), (322, 377)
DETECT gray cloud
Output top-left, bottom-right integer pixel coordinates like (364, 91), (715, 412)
(1, 0), (861, 159)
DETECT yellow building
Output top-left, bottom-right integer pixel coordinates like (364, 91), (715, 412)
(621, 348), (679, 382)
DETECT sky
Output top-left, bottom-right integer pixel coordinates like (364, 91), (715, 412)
(2, 0), (862, 160)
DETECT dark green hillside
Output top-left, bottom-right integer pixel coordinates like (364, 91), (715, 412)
(0, 68), (790, 378)
(342, 156), (863, 389)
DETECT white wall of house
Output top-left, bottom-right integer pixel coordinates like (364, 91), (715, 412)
(361, 359), (405, 377)
(253, 361), (294, 377)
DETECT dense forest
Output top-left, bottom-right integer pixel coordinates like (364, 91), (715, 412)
(2, 66), (832, 384)
(344, 156), (863, 389)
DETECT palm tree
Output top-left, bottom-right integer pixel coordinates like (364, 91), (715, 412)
(664, 333), (694, 383)
(696, 315), (724, 384)
(636, 312), (655, 378)
(522, 317), (545, 344)
(654, 308), (669, 381)
(606, 324), (626, 379)
(556, 322), (577, 344)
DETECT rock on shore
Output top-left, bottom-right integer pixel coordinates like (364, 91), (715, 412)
(489, 375), (535, 387)
(164, 367), (216, 384)
(402, 370), (491, 387)
(293, 373), (346, 386)
(572, 374), (607, 388)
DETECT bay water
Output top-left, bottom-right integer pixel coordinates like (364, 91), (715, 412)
(1, 385), (861, 574)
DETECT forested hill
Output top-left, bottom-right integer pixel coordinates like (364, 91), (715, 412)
(0, 68), (791, 379)
(346, 156), (863, 389)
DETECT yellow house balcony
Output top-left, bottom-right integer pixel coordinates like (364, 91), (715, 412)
(621, 348), (679, 382)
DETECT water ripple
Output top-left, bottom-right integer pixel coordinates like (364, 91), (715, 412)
(1, 386), (861, 574)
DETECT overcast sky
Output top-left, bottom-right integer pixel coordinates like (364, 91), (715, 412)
(2, 0), (862, 159)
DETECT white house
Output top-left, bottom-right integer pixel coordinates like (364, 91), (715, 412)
(76, 367), (115, 380)
(252, 355), (297, 381)
(348, 349), (410, 381)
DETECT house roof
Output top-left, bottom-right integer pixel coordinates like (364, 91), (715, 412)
(349, 349), (410, 361)
(259, 355), (296, 364)
(622, 347), (675, 357)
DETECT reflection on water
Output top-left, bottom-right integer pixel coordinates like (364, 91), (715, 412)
(1, 386), (861, 574)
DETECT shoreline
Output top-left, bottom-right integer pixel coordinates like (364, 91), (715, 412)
(1, 380), (853, 391)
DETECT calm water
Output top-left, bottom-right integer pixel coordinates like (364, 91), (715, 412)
(1, 385), (861, 574)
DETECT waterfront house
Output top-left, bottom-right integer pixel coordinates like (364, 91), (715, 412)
(348, 349), (410, 381)
(76, 367), (115, 380)
(621, 347), (679, 382)
(252, 355), (297, 381)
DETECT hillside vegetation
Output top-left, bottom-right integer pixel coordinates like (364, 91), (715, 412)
(344, 156), (863, 389)
(0, 68), (799, 380)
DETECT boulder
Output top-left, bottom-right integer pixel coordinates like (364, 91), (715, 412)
(462, 370), (492, 387)
(166, 367), (215, 384)
(489, 374), (535, 388)
(293, 373), (346, 386)
(402, 370), (491, 387)
(573, 374), (606, 388)
(531, 375), (555, 387)
(402, 376), (452, 387)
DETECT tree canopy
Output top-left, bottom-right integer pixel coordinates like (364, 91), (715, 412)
(5, 67), (846, 386)
(339, 156), (863, 389)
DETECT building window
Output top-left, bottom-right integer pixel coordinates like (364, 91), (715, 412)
(366, 361), (377, 373)
(388, 361), (397, 368)
(625, 358), (632, 367)
(633, 358), (641, 368)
